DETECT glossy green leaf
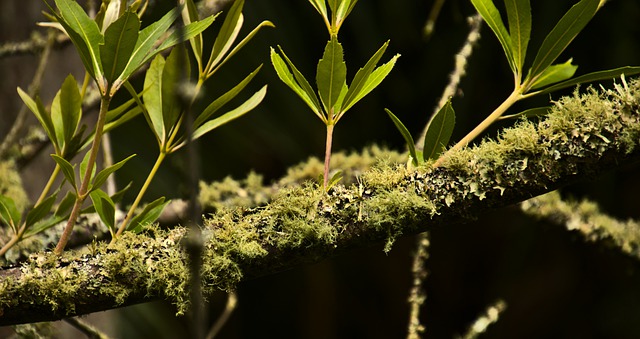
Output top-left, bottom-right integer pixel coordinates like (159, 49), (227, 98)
(154, 15), (216, 55)
(470, 0), (515, 72)
(143, 54), (167, 143)
(53, 0), (104, 85)
(161, 47), (187, 134)
(344, 54), (400, 114)
(119, 7), (179, 82)
(51, 155), (77, 190)
(0, 195), (21, 232)
(207, 0), (244, 74)
(423, 100), (455, 161)
(308, 0), (328, 20)
(528, 0), (599, 80)
(128, 197), (170, 233)
(51, 74), (82, 153)
(529, 59), (578, 90)
(25, 192), (57, 228)
(335, 0), (357, 28)
(89, 189), (116, 232)
(193, 65), (262, 129)
(271, 47), (324, 121)
(316, 37), (347, 117)
(504, 0), (531, 74)
(100, 10), (140, 85)
(17, 88), (58, 152)
(534, 66), (640, 95)
(385, 108), (418, 166)
(102, 106), (142, 135)
(342, 40), (389, 113)
(186, 86), (267, 146)
(207, 20), (274, 77)
(332, 82), (348, 115)
(92, 154), (135, 192)
(54, 191), (76, 218)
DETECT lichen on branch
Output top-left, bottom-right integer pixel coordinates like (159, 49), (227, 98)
(0, 78), (639, 325)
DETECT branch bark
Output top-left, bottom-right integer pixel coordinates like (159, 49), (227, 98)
(1, 79), (639, 325)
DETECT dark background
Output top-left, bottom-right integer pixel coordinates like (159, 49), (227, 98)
(2, 0), (640, 338)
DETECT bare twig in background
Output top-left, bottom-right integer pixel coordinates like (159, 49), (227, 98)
(416, 13), (483, 149)
(0, 30), (56, 160)
(64, 317), (111, 339)
(460, 300), (506, 339)
(205, 292), (238, 339)
(423, 0), (446, 40)
(407, 234), (429, 339)
(0, 32), (68, 59)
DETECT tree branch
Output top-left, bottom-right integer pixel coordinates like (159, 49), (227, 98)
(1, 79), (639, 325)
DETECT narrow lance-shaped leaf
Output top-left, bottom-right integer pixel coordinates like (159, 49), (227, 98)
(527, 0), (599, 81)
(143, 55), (167, 144)
(342, 54), (400, 116)
(316, 37), (347, 119)
(470, 0), (516, 72)
(55, 191), (76, 218)
(161, 47), (187, 135)
(153, 15), (217, 55)
(308, 0), (328, 20)
(181, 0), (203, 71)
(207, 0), (244, 74)
(270, 47), (324, 121)
(528, 59), (578, 90)
(51, 155), (77, 190)
(92, 154), (136, 192)
(193, 65), (263, 128)
(51, 74), (82, 153)
(533, 66), (640, 95)
(0, 196), (21, 232)
(100, 10), (140, 88)
(89, 189), (116, 232)
(423, 99), (455, 161)
(17, 88), (58, 152)
(504, 0), (531, 75)
(25, 193), (58, 228)
(53, 0), (105, 88)
(385, 108), (419, 166)
(342, 40), (389, 112)
(499, 106), (551, 120)
(187, 86), (267, 145)
(128, 197), (170, 233)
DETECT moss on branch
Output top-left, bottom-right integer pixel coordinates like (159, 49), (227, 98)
(1, 79), (640, 325)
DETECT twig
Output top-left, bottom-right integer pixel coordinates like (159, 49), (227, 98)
(64, 317), (111, 339)
(406, 234), (429, 339)
(0, 32), (68, 59)
(460, 300), (506, 339)
(206, 292), (238, 339)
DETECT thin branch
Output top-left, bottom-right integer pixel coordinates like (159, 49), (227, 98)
(205, 292), (238, 339)
(64, 317), (111, 339)
(0, 79), (639, 325)
(0, 32), (69, 59)
(406, 234), (429, 339)
(460, 300), (507, 339)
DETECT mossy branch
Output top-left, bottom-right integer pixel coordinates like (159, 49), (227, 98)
(1, 79), (640, 325)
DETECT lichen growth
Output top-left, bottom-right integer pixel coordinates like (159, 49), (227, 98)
(0, 160), (29, 212)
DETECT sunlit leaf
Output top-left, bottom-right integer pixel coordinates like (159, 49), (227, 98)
(534, 66), (640, 95)
(100, 10), (140, 86)
(161, 46), (187, 135)
(504, 0), (531, 74)
(181, 0), (203, 70)
(143, 54), (167, 144)
(423, 99), (455, 161)
(527, 0), (599, 80)
(25, 193), (57, 228)
(207, 0), (244, 74)
(342, 40), (389, 113)
(470, 0), (515, 72)
(193, 65), (262, 129)
(316, 37), (347, 117)
(308, 0), (328, 20)
(385, 108), (418, 166)
(271, 47), (324, 121)
(128, 197), (170, 233)
(17, 88), (58, 152)
(92, 154), (135, 192)
(153, 14), (216, 55)
(208, 20), (274, 77)
(529, 59), (578, 90)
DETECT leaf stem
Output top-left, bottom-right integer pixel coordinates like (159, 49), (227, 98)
(55, 95), (112, 255)
(323, 124), (335, 190)
(113, 151), (166, 240)
(36, 164), (61, 205)
(433, 89), (522, 167)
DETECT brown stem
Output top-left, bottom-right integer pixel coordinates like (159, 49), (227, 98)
(55, 95), (112, 255)
(323, 124), (335, 190)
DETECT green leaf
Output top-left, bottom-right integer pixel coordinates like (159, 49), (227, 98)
(335, 0), (357, 28)
(270, 47), (324, 121)
(161, 46), (187, 134)
(423, 100), (455, 161)
(118, 7), (180, 82)
(316, 37), (347, 117)
(528, 59), (578, 90)
(0, 195), (21, 232)
(25, 193), (57, 228)
(342, 54), (400, 117)
(89, 189), (116, 232)
(154, 14), (216, 55)
(384, 108), (418, 166)
(181, 0), (203, 70)
(92, 154), (135, 192)
(470, 0), (515, 72)
(24, 215), (66, 238)
(207, 0), (244, 74)
(51, 74), (82, 153)
(308, 0), (328, 20)
(326, 170), (344, 191)
(527, 0), (599, 81)
(534, 66), (640, 95)
(183, 85), (267, 148)
(53, 0), (104, 87)
(51, 155), (77, 190)
(103, 106), (142, 135)
(55, 191), (76, 218)
(128, 197), (170, 233)
(80, 150), (95, 189)
(499, 106), (551, 120)
(100, 10), (140, 86)
(504, 0), (531, 74)
(143, 54), (167, 144)
(17, 88), (58, 152)
(193, 65), (262, 129)
(342, 40), (389, 113)
(111, 181), (132, 204)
